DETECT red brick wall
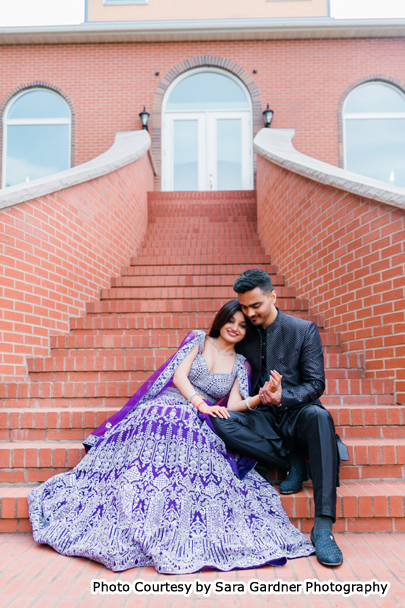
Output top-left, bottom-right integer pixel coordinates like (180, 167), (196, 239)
(1, 38), (405, 184)
(257, 155), (405, 404)
(0, 153), (154, 382)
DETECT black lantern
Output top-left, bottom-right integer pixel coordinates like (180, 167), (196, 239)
(263, 104), (274, 128)
(139, 106), (150, 131)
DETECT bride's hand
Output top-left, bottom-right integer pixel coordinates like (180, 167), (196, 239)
(198, 403), (230, 418)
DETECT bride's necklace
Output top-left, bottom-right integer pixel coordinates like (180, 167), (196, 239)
(210, 337), (236, 357)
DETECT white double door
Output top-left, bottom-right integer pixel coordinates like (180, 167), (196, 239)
(162, 111), (253, 191)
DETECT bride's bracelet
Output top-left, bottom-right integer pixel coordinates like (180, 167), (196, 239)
(245, 397), (256, 411)
(195, 401), (205, 411)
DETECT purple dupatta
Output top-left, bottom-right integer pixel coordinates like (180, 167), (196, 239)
(83, 330), (257, 479)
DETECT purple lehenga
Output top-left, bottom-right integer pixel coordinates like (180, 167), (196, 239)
(28, 330), (314, 573)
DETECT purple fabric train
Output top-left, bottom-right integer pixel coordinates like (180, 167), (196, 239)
(27, 330), (314, 573)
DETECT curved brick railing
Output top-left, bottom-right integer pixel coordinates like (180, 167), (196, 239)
(254, 128), (405, 404)
(0, 131), (155, 381)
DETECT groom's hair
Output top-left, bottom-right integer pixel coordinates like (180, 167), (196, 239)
(233, 269), (274, 294)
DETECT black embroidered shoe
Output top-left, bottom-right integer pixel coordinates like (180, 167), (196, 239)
(279, 456), (308, 494)
(310, 528), (343, 567)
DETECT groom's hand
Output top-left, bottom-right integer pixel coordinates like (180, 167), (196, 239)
(259, 371), (282, 406)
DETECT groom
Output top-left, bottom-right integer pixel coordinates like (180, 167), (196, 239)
(211, 269), (343, 567)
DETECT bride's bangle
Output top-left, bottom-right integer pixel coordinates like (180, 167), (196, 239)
(188, 391), (199, 402)
(245, 397), (256, 411)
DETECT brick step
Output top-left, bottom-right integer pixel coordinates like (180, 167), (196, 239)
(278, 481), (405, 531)
(2, 481), (405, 534)
(130, 254), (272, 266)
(25, 350), (364, 377)
(341, 438), (405, 480)
(148, 220), (257, 227)
(3, 405), (404, 440)
(0, 437), (404, 479)
(136, 246), (266, 257)
(337, 426), (405, 439)
(143, 229), (261, 238)
(148, 189), (256, 198)
(49, 331), (342, 353)
(141, 232), (262, 240)
(0, 441), (85, 483)
(99, 286), (297, 301)
(0, 407), (119, 441)
(122, 263), (279, 276)
(85, 298), (309, 315)
(148, 214), (258, 220)
(1, 390), (390, 410)
(329, 404), (405, 427)
(0, 378), (393, 404)
(70, 312), (325, 330)
(111, 273), (286, 288)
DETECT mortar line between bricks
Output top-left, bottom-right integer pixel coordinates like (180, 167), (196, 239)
(3, 544), (61, 608)
(99, 573), (127, 608)
(360, 533), (405, 589)
(288, 560), (316, 608)
(25, 553), (88, 608)
(0, 533), (49, 577)
(53, 558), (105, 606)
(305, 551), (361, 608)
(341, 535), (393, 608)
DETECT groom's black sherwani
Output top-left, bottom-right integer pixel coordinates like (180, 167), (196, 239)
(212, 309), (338, 520)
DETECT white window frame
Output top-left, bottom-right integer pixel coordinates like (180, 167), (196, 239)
(2, 87), (71, 189)
(343, 81), (405, 171)
(162, 67), (253, 192)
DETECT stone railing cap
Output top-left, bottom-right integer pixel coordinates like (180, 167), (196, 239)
(0, 129), (152, 211)
(254, 128), (405, 211)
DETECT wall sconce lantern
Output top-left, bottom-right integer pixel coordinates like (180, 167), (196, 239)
(139, 106), (150, 131)
(263, 104), (274, 128)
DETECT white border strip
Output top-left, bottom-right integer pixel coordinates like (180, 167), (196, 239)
(254, 128), (405, 210)
(0, 130), (153, 211)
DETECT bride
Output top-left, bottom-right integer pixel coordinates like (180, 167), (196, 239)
(28, 300), (314, 573)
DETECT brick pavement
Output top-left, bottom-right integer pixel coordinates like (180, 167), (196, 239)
(1, 533), (404, 608)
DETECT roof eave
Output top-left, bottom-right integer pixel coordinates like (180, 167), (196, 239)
(1, 17), (405, 45)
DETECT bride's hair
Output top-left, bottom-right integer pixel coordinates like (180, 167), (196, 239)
(208, 300), (244, 338)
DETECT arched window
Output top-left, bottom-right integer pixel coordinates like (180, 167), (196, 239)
(2, 88), (71, 188)
(165, 71), (250, 111)
(343, 82), (405, 187)
(162, 68), (253, 191)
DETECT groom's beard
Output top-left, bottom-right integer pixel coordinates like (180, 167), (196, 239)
(247, 313), (269, 327)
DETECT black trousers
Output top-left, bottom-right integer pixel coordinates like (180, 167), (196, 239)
(211, 404), (337, 520)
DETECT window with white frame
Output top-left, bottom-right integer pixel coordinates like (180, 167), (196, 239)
(343, 82), (405, 187)
(2, 88), (71, 188)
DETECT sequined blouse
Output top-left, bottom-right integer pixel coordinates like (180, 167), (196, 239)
(163, 330), (249, 405)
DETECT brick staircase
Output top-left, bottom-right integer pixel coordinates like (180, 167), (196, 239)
(0, 190), (403, 534)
